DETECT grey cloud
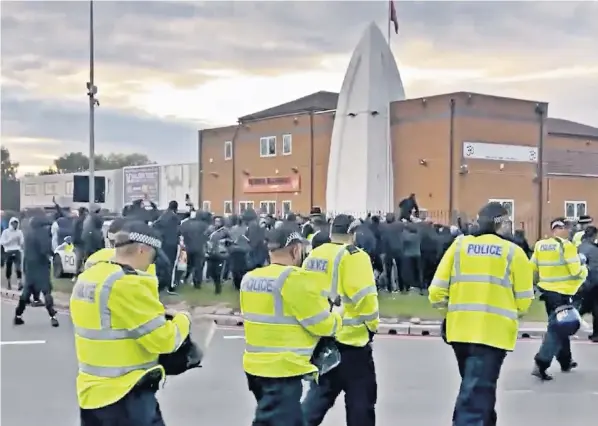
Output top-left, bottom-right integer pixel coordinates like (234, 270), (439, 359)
(0, 87), (201, 164)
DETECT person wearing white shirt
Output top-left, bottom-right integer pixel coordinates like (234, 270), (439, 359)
(0, 217), (24, 289)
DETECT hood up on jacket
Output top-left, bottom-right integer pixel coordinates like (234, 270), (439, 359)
(9, 217), (19, 227)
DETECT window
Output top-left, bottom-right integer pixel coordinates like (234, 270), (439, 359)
(239, 201), (255, 213)
(44, 182), (58, 195)
(488, 199), (514, 221)
(282, 200), (292, 215)
(24, 183), (37, 196)
(224, 141), (232, 160)
(565, 201), (587, 220)
(224, 200), (233, 215)
(259, 136), (276, 157)
(65, 181), (74, 195)
(282, 134), (292, 155)
(202, 201), (211, 211)
(260, 201), (276, 215)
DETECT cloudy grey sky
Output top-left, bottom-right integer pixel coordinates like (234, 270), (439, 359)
(2, 1), (597, 174)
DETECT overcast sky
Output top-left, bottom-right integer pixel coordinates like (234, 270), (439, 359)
(2, 1), (597, 174)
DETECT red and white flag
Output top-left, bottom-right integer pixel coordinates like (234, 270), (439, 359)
(389, 0), (399, 34)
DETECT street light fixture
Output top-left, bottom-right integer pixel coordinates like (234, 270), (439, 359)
(86, 0), (99, 208)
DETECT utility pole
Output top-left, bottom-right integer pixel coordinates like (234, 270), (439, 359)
(87, 0), (99, 209)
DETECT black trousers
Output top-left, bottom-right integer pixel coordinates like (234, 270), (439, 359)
(15, 276), (56, 317)
(400, 256), (423, 290)
(4, 250), (22, 281)
(578, 284), (598, 336)
(247, 374), (304, 426)
(452, 343), (506, 426)
(206, 258), (223, 294)
(383, 254), (401, 292)
(535, 290), (573, 369)
(80, 386), (165, 426)
(158, 244), (177, 291)
(302, 343), (377, 426)
(184, 251), (205, 288)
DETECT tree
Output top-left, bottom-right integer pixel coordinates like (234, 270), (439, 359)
(1, 148), (20, 210)
(1, 147), (19, 181)
(50, 152), (154, 174)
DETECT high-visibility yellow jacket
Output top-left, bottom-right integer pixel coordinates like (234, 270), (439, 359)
(303, 242), (379, 347)
(429, 234), (534, 351)
(240, 263), (342, 378)
(70, 261), (190, 409)
(531, 236), (588, 296)
(85, 248), (156, 275)
(572, 230), (584, 247)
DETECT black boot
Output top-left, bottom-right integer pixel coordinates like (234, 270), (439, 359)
(560, 361), (578, 372)
(532, 360), (553, 381)
(13, 315), (24, 326)
(50, 316), (59, 327)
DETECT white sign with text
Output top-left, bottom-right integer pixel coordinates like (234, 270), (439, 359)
(463, 142), (538, 163)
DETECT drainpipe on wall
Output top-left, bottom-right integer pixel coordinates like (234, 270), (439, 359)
(309, 111), (315, 209)
(198, 129), (203, 206)
(448, 98), (456, 223)
(536, 104), (545, 239)
(231, 121), (242, 211)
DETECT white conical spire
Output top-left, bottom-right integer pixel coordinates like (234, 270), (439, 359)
(326, 22), (406, 215)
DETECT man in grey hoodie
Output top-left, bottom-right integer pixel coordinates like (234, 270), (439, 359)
(0, 217), (24, 290)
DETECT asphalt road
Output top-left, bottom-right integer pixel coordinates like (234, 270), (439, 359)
(1, 300), (597, 426)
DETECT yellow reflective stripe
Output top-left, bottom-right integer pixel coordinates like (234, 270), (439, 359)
(245, 344), (315, 357)
(448, 303), (518, 320)
(321, 246), (348, 301)
(452, 239), (515, 289)
(343, 284), (377, 305)
(515, 290), (534, 299)
(241, 267), (295, 325)
(74, 315), (167, 341)
(342, 312), (379, 326)
(430, 278), (449, 289)
(299, 310), (332, 328)
(78, 360), (159, 378)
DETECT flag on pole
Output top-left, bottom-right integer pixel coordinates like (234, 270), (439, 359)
(389, 0), (399, 34)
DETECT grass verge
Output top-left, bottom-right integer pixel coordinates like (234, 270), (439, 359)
(45, 278), (549, 322)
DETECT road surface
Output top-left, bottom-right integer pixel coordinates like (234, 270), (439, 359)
(1, 300), (597, 425)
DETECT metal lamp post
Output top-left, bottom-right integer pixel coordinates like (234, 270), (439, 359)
(87, 0), (99, 208)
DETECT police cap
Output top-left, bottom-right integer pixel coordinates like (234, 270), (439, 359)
(107, 217), (129, 239)
(331, 214), (360, 234)
(114, 220), (162, 249)
(266, 226), (307, 250)
(550, 217), (567, 230)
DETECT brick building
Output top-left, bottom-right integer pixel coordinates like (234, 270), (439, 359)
(198, 91), (598, 241)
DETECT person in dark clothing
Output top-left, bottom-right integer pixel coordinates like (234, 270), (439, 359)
(308, 215), (331, 251)
(82, 209), (104, 259)
(245, 209), (268, 270)
(513, 229), (532, 258)
(72, 207), (88, 276)
(180, 211), (209, 288)
(282, 212), (301, 232)
(400, 223), (423, 292)
(381, 217), (404, 293)
(577, 226), (598, 342)
(206, 216), (231, 294)
(152, 200), (181, 293)
(228, 215), (251, 291)
(398, 193), (419, 221)
(15, 216), (59, 327)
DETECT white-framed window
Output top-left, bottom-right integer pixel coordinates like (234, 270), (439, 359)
(260, 201), (276, 215)
(65, 181), (74, 195)
(282, 134), (292, 155)
(282, 200), (292, 215)
(202, 201), (211, 211)
(239, 201), (255, 213)
(564, 200), (586, 219)
(259, 136), (276, 157)
(24, 183), (37, 196)
(224, 141), (232, 160)
(224, 200), (233, 215)
(488, 199), (515, 221)
(44, 182), (58, 195)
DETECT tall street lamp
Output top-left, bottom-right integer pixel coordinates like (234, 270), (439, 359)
(86, 0), (99, 208)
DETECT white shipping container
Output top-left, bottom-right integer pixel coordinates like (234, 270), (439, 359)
(20, 169), (123, 213)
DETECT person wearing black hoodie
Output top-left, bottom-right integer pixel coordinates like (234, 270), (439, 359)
(180, 211), (210, 289)
(153, 200), (181, 293)
(14, 215), (59, 327)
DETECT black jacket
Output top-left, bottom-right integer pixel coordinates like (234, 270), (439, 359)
(153, 209), (181, 247)
(23, 216), (54, 290)
(180, 217), (209, 254)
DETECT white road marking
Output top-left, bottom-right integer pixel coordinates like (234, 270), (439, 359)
(1, 340), (46, 346)
(222, 335), (244, 340)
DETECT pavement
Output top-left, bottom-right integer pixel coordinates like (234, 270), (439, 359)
(1, 287), (592, 340)
(1, 300), (598, 426)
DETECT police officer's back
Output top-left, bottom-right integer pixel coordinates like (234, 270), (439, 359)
(302, 214), (380, 426)
(241, 226), (342, 426)
(71, 221), (192, 425)
(428, 202), (534, 426)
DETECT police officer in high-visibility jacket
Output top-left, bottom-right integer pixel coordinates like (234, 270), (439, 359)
(241, 226), (342, 426)
(531, 217), (588, 381)
(571, 215), (593, 247)
(428, 202), (534, 426)
(302, 214), (380, 426)
(71, 221), (191, 425)
(85, 218), (157, 275)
